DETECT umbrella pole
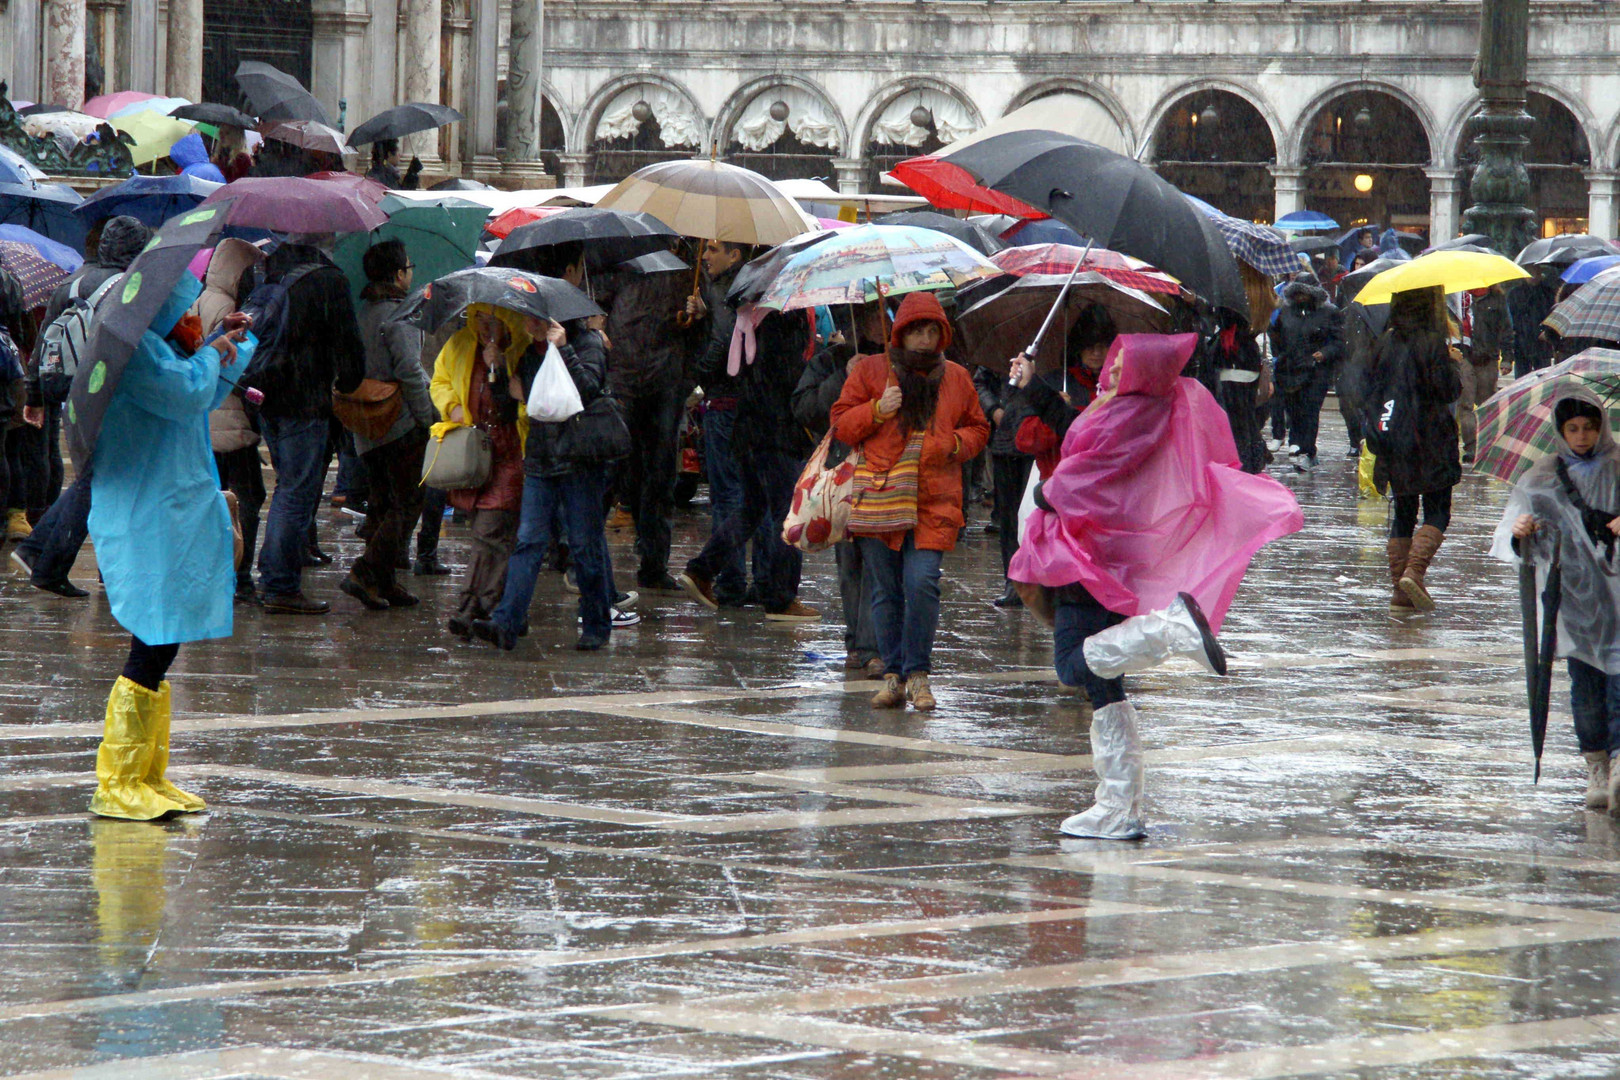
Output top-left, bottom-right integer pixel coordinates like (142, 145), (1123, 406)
(1519, 543), (1541, 778)
(1011, 239), (1093, 387)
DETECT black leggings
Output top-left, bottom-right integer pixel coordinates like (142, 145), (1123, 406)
(122, 637), (179, 691)
(1390, 488), (1452, 539)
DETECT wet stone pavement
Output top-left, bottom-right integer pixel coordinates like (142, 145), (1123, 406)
(6, 410), (1620, 1078)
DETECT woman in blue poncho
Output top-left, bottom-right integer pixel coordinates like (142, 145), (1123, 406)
(88, 271), (253, 820)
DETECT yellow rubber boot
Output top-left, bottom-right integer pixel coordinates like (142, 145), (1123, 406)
(89, 677), (185, 820)
(145, 681), (205, 813)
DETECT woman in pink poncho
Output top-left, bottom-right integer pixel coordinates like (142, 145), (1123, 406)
(1010, 332), (1302, 840)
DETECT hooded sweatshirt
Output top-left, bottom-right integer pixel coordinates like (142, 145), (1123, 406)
(41, 215), (151, 327)
(169, 133), (227, 184)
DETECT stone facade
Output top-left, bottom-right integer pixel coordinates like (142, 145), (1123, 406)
(4, 0), (1617, 236)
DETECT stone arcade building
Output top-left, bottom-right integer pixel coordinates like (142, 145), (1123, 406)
(4, 0), (1617, 240)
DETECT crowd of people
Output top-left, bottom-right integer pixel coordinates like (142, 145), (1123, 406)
(3, 166), (1617, 835)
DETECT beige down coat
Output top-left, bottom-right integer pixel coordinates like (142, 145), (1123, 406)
(194, 239), (265, 455)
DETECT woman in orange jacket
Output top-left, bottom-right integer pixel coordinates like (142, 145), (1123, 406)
(831, 292), (990, 710)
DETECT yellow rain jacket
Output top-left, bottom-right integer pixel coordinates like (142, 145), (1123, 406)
(428, 303), (533, 450)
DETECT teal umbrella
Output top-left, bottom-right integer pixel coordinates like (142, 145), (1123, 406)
(333, 193), (490, 304)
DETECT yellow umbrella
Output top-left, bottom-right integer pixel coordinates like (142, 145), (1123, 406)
(1354, 250), (1529, 307)
(110, 111), (195, 167)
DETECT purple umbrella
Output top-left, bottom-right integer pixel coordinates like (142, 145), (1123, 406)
(198, 176), (387, 234)
(0, 239), (71, 308)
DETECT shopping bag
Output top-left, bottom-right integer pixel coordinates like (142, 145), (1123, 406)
(1016, 466), (1041, 543)
(525, 342), (583, 422)
(782, 431), (859, 552)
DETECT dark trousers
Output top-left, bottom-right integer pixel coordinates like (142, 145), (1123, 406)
(701, 406), (748, 603)
(836, 539), (878, 663)
(861, 532), (943, 677)
(15, 465), (91, 584)
(492, 470), (612, 639)
(257, 415), (329, 597)
(1052, 585), (1128, 710)
(122, 637), (180, 692)
(1281, 364), (1332, 459)
(215, 447), (266, 588)
(1571, 658), (1620, 755)
(354, 430), (428, 591)
(1389, 488), (1453, 538)
(454, 508), (517, 619)
(618, 383), (682, 585)
(417, 485), (447, 560)
(42, 405), (63, 507)
(686, 441), (802, 613)
(4, 423), (45, 513)
(990, 454), (1032, 577)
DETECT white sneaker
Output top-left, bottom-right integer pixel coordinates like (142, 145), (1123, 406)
(578, 607), (640, 628)
(616, 589), (638, 609)
(1265, 438), (1282, 453)
(8, 549), (31, 578)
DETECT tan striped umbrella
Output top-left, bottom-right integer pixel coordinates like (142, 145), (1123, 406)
(595, 159), (816, 247)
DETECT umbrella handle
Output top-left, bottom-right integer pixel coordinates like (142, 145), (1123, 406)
(674, 246), (702, 328)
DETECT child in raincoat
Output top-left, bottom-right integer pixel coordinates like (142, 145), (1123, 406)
(1010, 333), (1302, 840)
(1492, 393), (1620, 813)
(88, 272), (254, 820)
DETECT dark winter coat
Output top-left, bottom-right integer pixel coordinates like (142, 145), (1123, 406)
(735, 307), (815, 458)
(1468, 288), (1511, 364)
(973, 364), (1028, 457)
(252, 243), (366, 420)
(1508, 276), (1558, 372)
(1268, 283), (1344, 394)
(516, 323), (608, 478)
(599, 268), (691, 398)
(793, 339), (869, 466)
(691, 264), (741, 400)
(1365, 303), (1462, 497)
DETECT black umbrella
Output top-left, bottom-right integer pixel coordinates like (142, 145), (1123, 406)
(490, 208), (679, 273)
(1338, 256), (1408, 305)
(878, 210), (1005, 256)
(617, 250), (688, 275)
(349, 103), (466, 147)
(1424, 233), (1492, 255)
(1290, 235), (1340, 256)
(934, 131), (1247, 318)
(234, 61), (332, 126)
(1532, 530), (1562, 783)
(402, 266), (602, 332)
(168, 102), (257, 129)
(65, 200), (234, 471)
(429, 177), (491, 192)
(1519, 545), (1542, 778)
(1517, 234), (1617, 268)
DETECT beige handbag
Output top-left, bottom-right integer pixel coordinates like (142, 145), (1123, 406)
(420, 425), (492, 490)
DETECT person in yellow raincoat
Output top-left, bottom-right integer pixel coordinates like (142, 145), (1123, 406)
(429, 303), (531, 636)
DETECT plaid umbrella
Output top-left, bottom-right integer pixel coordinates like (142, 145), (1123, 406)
(0, 239), (71, 308)
(1184, 194), (1301, 278)
(1543, 272), (1620, 342)
(1474, 348), (1620, 484)
(991, 243), (1186, 298)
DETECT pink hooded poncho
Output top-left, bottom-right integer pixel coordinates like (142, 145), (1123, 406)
(1008, 333), (1302, 629)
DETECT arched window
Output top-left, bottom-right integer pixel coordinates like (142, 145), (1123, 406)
(1301, 90), (1432, 235)
(585, 83), (703, 185)
(1150, 90), (1276, 222)
(724, 86), (839, 182)
(865, 88), (977, 190)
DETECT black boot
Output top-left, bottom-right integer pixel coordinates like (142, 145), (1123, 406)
(992, 582), (1023, 608)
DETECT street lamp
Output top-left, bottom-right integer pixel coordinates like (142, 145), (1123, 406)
(910, 104), (934, 129)
(1354, 173), (1374, 193)
(769, 100), (790, 123)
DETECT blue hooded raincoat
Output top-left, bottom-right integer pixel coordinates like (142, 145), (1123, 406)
(87, 272), (255, 645)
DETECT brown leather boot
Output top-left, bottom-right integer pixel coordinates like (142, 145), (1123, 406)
(1386, 537), (1414, 611)
(871, 674), (906, 709)
(1399, 525), (1444, 611)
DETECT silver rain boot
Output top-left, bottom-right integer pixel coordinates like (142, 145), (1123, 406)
(1585, 751), (1611, 810)
(1082, 592), (1228, 680)
(1060, 701), (1147, 840)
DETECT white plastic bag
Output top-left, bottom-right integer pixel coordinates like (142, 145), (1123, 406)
(1016, 466), (1041, 543)
(525, 342), (583, 422)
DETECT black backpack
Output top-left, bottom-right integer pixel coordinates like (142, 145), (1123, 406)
(238, 263), (319, 396)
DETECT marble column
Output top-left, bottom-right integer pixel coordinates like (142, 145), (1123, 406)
(463, 0), (502, 180)
(1269, 166), (1305, 220)
(44, 0), (87, 111)
(402, 0), (443, 166)
(1425, 167), (1461, 244)
(441, 1), (471, 167)
(556, 152), (590, 188)
(502, 0), (547, 185)
(122, 0), (160, 93)
(1588, 171), (1619, 240)
(165, 0), (203, 101)
(833, 157), (866, 195)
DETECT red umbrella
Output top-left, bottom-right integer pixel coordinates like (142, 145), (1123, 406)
(889, 155), (1047, 219)
(992, 244), (1187, 298)
(486, 205), (565, 240)
(199, 175), (388, 233)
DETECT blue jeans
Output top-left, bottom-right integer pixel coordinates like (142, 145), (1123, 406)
(491, 471), (611, 639)
(701, 407), (748, 604)
(1053, 586), (1128, 710)
(687, 443), (802, 613)
(860, 533), (943, 678)
(1570, 658), (1620, 755)
(16, 465), (91, 584)
(257, 415), (330, 597)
